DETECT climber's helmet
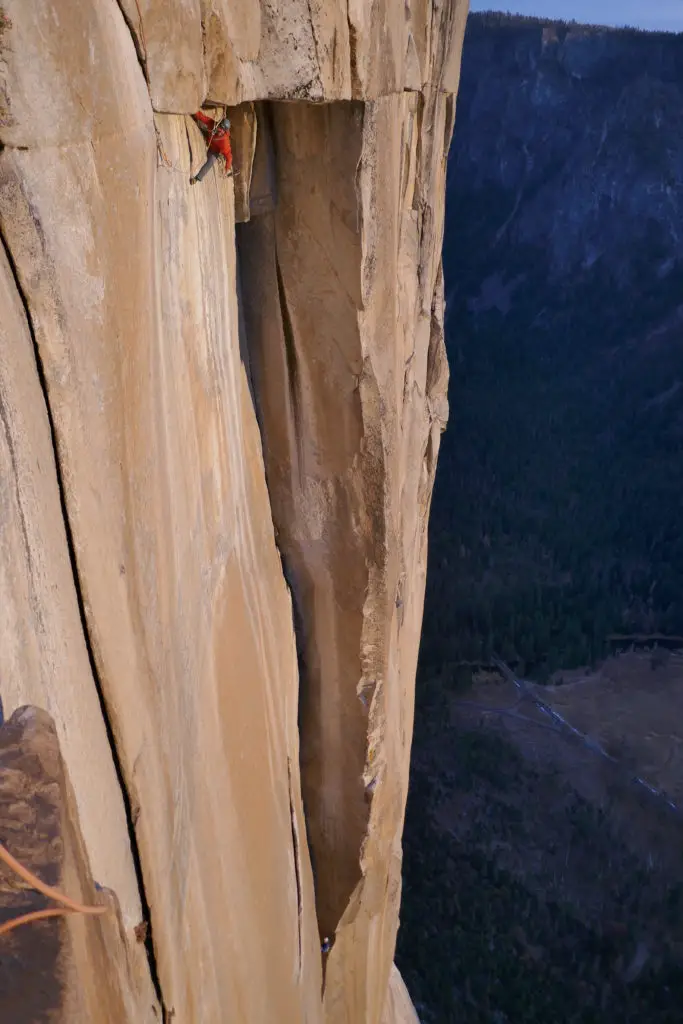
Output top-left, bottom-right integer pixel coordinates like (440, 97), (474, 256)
(221, 118), (231, 131)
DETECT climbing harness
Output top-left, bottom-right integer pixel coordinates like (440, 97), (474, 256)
(199, 108), (235, 179)
(158, 108), (237, 182)
(206, 109), (228, 148)
(0, 839), (109, 938)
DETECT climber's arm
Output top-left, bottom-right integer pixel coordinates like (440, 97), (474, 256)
(192, 110), (215, 132)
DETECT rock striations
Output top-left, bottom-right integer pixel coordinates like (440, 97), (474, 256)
(0, 1), (467, 1020)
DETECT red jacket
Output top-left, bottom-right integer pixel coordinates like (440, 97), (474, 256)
(193, 111), (233, 171)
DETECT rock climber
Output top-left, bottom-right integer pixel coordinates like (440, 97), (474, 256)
(190, 110), (233, 185)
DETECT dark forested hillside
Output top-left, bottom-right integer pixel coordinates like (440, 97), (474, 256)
(423, 12), (683, 682)
(397, 19), (683, 1023)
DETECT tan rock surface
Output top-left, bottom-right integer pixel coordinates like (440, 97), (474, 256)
(0, 237), (143, 933)
(0, 0), (467, 1020)
(119, 0), (466, 109)
(381, 964), (421, 1024)
(1, 3), (321, 1021)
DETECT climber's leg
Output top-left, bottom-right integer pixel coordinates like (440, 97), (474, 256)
(190, 150), (218, 184)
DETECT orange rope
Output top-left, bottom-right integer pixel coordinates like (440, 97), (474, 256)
(133, 0), (148, 63)
(0, 840), (108, 938)
(0, 907), (76, 938)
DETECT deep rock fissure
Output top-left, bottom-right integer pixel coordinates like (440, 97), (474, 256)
(274, 242), (304, 485)
(304, 0), (325, 99)
(0, 225), (167, 1017)
(346, 4), (361, 95)
(235, 199), (320, 961)
(287, 758), (305, 973)
(112, 0), (150, 89)
(238, 100), (375, 949)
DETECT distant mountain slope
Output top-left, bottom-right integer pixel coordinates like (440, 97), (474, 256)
(423, 13), (683, 680)
(397, 18), (683, 1024)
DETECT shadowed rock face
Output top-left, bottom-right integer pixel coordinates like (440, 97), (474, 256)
(0, 709), (68, 1023)
(0, 707), (154, 1023)
(0, 1), (465, 1020)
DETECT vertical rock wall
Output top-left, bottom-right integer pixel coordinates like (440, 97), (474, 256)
(238, 86), (455, 1024)
(0, 0), (468, 1020)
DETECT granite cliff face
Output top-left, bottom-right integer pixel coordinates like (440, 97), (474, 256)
(0, 1), (466, 1020)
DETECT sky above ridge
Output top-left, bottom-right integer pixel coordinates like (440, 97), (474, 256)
(469, 1), (683, 33)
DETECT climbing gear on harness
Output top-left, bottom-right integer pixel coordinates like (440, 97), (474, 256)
(191, 110), (233, 185)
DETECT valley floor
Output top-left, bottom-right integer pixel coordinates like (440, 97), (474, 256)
(398, 652), (683, 1023)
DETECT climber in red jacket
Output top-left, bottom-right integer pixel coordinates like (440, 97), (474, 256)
(190, 110), (233, 185)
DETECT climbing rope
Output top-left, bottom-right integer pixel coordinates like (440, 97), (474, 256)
(155, 123), (175, 170)
(126, 3), (232, 182)
(157, 109), (236, 179)
(0, 840), (109, 938)
(126, 0), (175, 171)
(207, 110), (225, 148)
(132, 0), (148, 64)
